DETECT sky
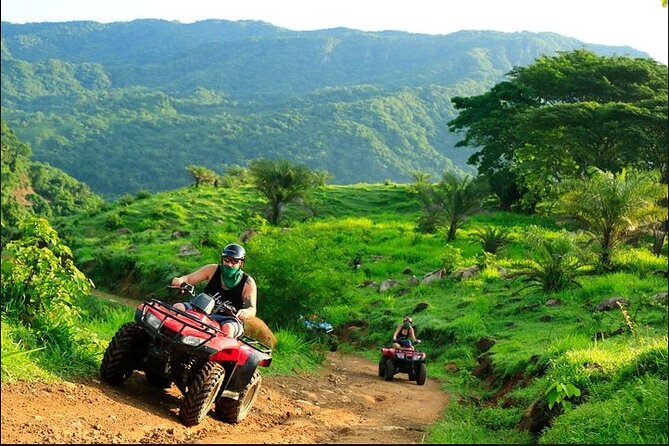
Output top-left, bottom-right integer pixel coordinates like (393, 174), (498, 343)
(1, 0), (667, 65)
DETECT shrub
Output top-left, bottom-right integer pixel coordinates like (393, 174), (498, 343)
(441, 245), (464, 274)
(475, 226), (512, 254)
(539, 375), (668, 444)
(512, 228), (592, 293)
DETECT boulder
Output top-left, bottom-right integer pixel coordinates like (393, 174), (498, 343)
(379, 279), (399, 292)
(595, 297), (629, 311)
(422, 268), (446, 284)
(452, 265), (480, 279)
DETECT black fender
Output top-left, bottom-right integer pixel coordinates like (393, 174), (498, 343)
(222, 349), (265, 394)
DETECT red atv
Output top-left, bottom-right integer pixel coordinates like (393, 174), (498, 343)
(100, 284), (272, 426)
(378, 340), (427, 385)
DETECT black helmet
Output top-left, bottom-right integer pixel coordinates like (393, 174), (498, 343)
(221, 243), (246, 261)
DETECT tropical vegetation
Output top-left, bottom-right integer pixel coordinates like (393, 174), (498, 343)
(1, 28), (667, 444)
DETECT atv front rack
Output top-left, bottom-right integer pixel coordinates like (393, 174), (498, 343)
(139, 299), (223, 355)
(139, 299), (272, 357)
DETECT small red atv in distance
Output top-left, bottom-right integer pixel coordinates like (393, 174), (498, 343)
(100, 284), (272, 426)
(378, 340), (427, 385)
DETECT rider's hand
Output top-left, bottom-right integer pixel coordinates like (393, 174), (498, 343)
(171, 277), (183, 287)
(236, 309), (250, 321)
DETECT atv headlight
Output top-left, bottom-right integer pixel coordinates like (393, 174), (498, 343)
(181, 336), (204, 347)
(144, 312), (162, 329)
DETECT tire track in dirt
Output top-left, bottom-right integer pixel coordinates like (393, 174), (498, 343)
(1, 351), (449, 444)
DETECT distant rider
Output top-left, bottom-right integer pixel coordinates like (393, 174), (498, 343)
(392, 316), (420, 349)
(171, 243), (257, 339)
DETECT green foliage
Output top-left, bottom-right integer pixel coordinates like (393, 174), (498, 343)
(426, 401), (533, 444)
(512, 227), (592, 293)
(1, 217), (102, 378)
(449, 49), (668, 208)
(264, 329), (325, 375)
(249, 223), (359, 326)
(1, 217), (91, 326)
(185, 164), (220, 187)
(416, 173), (488, 240)
(555, 168), (667, 269)
(441, 244), (464, 274)
(2, 180), (667, 444)
(1, 120), (103, 244)
(3, 22), (643, 197)
(545, 380), (581, 410)
(539, 375), (668, 444)
(248, 158), (324, 225)
(475, 225), (512, 254)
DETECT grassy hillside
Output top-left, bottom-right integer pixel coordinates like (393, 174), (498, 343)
(39, 182), (668, 443)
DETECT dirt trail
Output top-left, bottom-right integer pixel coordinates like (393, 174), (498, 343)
(1, 351), (449, 444)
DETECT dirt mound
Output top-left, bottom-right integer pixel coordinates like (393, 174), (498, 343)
(1, 351), (448, 444)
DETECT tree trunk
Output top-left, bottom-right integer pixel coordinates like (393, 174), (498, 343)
(651, 219), (668, 256)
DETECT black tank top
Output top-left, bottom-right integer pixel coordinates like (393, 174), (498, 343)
(397, 327), (410, 341)
(204, 265), (249, 313)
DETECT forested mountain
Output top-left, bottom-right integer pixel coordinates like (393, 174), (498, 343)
(0, 119), (103, 242)
(0, 19), (650, 198)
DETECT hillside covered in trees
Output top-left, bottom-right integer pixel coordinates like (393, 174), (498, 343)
(0, 19), (650, 198)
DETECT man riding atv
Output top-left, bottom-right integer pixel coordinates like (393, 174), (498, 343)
(171, 243), (255, 339)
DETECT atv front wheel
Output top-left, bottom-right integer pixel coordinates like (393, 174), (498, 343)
(416, 363), (427, 386)
(100, 322), (146, 386)
(384, 358), (395, 381)
(378, 356), (385, 377)
(179, 362), (226, 426)
(215, 370), (262, 423)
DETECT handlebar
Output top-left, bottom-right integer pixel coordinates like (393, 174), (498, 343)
(167, 282), (196, 296)
(168, 283), (240, 319)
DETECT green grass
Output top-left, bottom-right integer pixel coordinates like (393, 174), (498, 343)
(4, 182), (668, 444)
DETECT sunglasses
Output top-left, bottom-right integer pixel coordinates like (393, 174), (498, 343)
(222, 257), (242, 265)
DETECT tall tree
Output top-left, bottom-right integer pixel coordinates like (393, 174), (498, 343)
(186, 165), (220, 187)
(448, 50), (668, 208)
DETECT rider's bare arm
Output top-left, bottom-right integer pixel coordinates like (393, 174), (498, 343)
(410, 327), (418, 341)
(392, 325), (401, 341)
(236, 276), (257, 321)
(171, 264), (217, 287)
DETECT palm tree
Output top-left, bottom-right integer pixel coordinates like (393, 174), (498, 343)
(555, 168), (667, 268)
(513, 228), (590, 293)
(248, 158), (320, 225)
(416, 174), (488, 241)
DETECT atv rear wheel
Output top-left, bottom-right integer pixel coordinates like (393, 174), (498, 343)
(327, 334), (339, 352)
(384, 358), (395, 381)
(416, 363), (427, 385)
(215, 370), (262, 423)
(100, 322), (146, 386)
(378, 356), (386, 377)
(179, 362), (226, 426)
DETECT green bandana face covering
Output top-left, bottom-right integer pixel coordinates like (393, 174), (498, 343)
(221, 264), (243, 288)
(403, 322), (411, 329)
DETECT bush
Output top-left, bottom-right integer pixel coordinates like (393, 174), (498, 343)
(475, 226), (512, 254)
(539, 375), (668, 444)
